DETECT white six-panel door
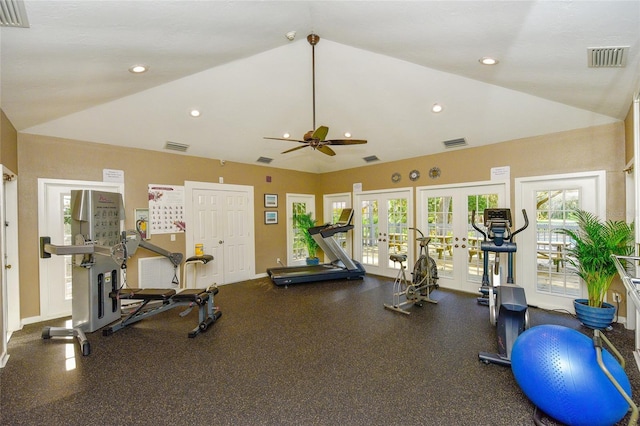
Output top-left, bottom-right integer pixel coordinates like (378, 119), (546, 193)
(185, 181), (254, 286)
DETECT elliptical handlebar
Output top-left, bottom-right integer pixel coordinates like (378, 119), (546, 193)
(471, 209), (528, 243)
(511, 209), (529, 240)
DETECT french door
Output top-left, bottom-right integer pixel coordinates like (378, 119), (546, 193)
(417, 182), (507, 294)
(354, 188), (413, 278)
(516, 171), (605, 312)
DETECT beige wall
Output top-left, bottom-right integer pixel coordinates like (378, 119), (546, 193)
(1, 110), (18, 173)
(320, 122), (626, 218)
(16, 121), (628, 320)
(18, 134), (318, 318)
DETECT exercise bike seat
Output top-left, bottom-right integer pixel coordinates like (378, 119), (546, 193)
(390, 254), (407, 263)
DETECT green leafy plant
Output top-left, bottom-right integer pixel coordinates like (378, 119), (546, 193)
(293, 211), (320, 259)
(556, 209), (634, 308)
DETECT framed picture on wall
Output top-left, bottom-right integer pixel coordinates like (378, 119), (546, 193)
(264, 194), (278, 208)
(265, 211), (278, 225)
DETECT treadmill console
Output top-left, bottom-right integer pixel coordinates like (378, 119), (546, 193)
(315, 208), (354, 237)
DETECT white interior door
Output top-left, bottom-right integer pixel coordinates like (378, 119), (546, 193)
(185, 181), (254, 286)
(38, 179), (124, 321)
(354, 188), (412, 278)
(2, 168), (19, 334)
(516, 171), (605, 312)
(1, 167), (19, 367)
(417, 182), (507, 294)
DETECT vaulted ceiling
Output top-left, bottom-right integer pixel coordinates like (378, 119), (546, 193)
(1, 1), (639, 173)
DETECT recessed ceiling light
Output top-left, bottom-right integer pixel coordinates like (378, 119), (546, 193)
(189, 109), (200, 117)
(283, 133), (290, 138)
(479, 57), (499, 66)
(129, 64), (148, 73)
(344, 132), (351, 138)
(431, 103), (443, 113)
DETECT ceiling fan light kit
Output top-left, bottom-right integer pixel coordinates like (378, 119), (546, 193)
(264, 33), (368, 156)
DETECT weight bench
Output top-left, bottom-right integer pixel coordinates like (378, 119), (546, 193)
(103, 285), (222, 338)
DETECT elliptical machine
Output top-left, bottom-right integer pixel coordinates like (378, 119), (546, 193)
(472, 208), (529, 366)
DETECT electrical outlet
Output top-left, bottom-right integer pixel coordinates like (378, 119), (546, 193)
(277, 258), (280, 264)
(613, 292), (622, 302)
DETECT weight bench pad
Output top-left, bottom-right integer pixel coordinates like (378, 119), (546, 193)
(118, 288), (176, 300)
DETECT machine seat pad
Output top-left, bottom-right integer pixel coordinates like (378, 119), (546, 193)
(127, 288), (177, 300)
(185, 255), (214, 264)
(172, 288), (214, 303)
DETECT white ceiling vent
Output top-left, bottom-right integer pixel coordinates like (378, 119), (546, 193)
(164, 141), (189, 152)
(443, 138), (467, 149)
(0, 0), (29, 27)
(587, 47), (629, 68)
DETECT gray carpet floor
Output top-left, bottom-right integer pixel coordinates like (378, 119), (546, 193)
(1, 275), (639, 425)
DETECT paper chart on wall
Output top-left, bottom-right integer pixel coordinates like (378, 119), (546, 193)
(148, 184), (185, 234)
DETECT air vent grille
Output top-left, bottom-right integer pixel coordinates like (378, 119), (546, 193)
(164, 141), (189, 152)
(443, 138), (467, 149)
(0, 0), (29, 27)
(257, 156), (273, 164)
(363, 155), (379, 163)
(587, 47), (629, 68)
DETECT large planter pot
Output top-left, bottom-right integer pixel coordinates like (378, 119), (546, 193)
(306, 257), (320, 266)
(574, 299), (616, 330)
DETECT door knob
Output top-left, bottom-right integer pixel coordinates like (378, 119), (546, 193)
(5, 264), (11, 269)
(219, 240), (224, 244)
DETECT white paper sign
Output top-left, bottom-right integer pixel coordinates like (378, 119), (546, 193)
(353, 182), (362, 193)
(103, 169), (124, 183)
(491, 166), (510, 181)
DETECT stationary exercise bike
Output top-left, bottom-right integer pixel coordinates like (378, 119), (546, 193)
(384, 227), (439, 314)
(472, 208), (529, 366)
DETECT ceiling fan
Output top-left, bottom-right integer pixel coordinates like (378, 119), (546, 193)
(264, 33), (367, 156)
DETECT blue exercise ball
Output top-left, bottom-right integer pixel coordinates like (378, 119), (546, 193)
(511, 325), (631, 426)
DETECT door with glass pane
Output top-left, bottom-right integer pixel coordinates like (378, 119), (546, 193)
(516, 172), (604, 312)
(323, 193), (352, 257)
(354, 189), (412, 277)
(417, 183), (507, 294)
(38, 179), (124, 320)
(286, 194), (315, 266)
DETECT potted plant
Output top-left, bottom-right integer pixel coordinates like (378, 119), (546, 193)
(556, 209), (634, 329)
(293, 211), (320, 265)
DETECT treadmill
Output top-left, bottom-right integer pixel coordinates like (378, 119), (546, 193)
(267, 208), (366, 286)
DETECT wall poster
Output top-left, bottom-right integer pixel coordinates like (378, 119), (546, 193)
(148, 184), (185, 234)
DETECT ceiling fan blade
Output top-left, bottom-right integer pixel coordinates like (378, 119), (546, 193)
(317, 145), (336, 156)
(264, 137), (307, 143)
(325, 139), (368, 145)
(282, 145), (309, 154)
(312, 126), (329, 141)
